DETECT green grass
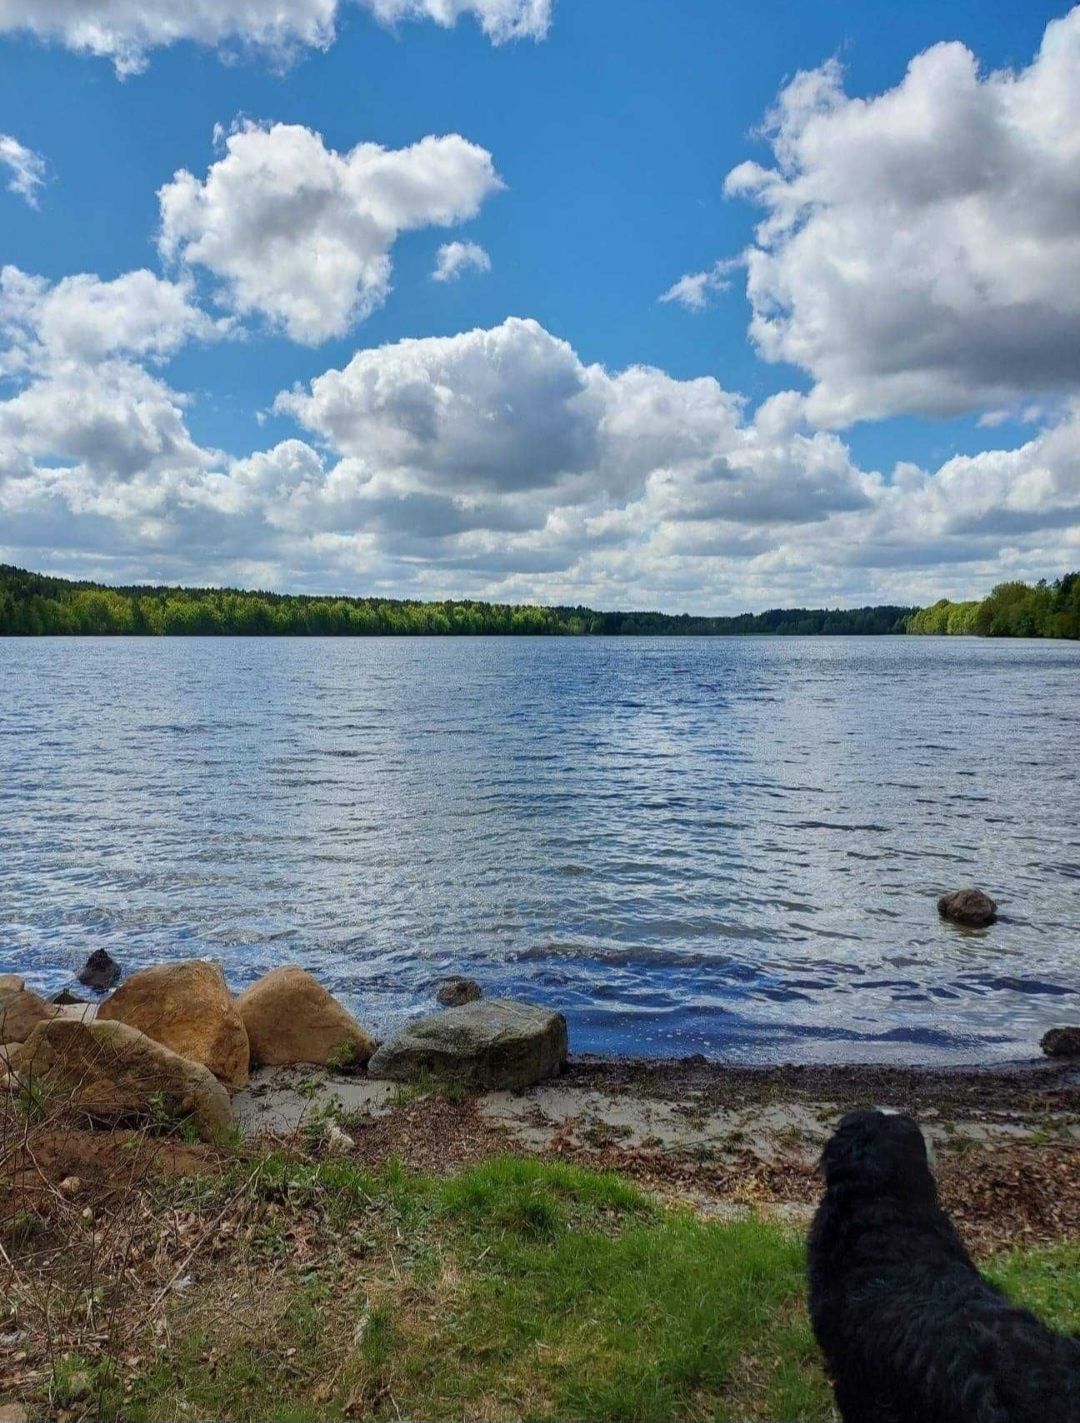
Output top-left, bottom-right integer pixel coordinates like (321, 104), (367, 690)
(45, 1156), (1080, 1423)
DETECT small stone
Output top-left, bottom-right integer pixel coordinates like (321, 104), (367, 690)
(937, 888), (997, 928)
(51, 989), (87, 1006)
(0, 1403), (30, 1423)
(1041, 1027), (1080, 1059)
(436, 977), (483, 1007)
(77, 949), (121, 992)
(324, 1123), (355, 1154)
(58, 1176), (82, 1196)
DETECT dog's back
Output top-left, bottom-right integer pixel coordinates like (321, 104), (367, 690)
(808, 1109), (1080, 1423)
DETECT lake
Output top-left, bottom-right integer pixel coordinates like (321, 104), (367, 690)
(2, 635), (1078, 1063)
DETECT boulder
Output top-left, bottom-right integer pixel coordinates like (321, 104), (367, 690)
(237, 965), (375, 1069)
(0, 978), (55, 1044)
(436, 977), (483, 1008)
(9, 1018), (232, 1142)
(77, 949), (122, 991)
(368, 999), (568, 1091)
(98, 960), (249, 1091)
(937, 888), (997, 928)
(1041, 1027), (1080, 1059)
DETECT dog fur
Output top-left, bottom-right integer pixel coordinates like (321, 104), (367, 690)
(808, 1109), (1080, 1423)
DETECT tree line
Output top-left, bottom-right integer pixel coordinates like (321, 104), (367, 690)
(906, 573), (1079, 639)
(0, 565), (914, 637)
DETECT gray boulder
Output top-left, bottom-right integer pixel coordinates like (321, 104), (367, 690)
(938, 888), (997, 928)
(369, 998), (567, 1091)
(1041, 1027), (1080, 1059)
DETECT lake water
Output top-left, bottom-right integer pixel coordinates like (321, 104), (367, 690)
(2, 635), (1078, 1063)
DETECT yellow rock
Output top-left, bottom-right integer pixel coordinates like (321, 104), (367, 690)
(237, 965), (374, 1069)
(98, 960), (249, 1090)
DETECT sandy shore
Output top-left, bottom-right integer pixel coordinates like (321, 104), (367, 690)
(234, 1055), (1080, 1251)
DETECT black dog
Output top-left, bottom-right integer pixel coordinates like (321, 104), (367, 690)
(808, 1109), (1080, 1423)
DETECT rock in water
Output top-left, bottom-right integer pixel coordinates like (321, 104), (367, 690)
(436, 977), (483, 1007)
(98, 960), (249, 1091)
(1041, 1027), (1080, 1059)
(237, 964), (375, 1069)
(10, 1018), (232, 1142)
(937, 888), (998, 928)
(368, 999), (568, 1091)
(0, 977), (55, 1044)
(77, 949), (121, 991)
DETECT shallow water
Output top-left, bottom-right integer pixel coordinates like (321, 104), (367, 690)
(2, 635), (1078, 1063)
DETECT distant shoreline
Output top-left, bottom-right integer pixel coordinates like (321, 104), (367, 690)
(3, 562), (1078, 638)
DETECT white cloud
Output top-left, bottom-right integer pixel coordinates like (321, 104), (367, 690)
(432, 240), (491, 282)
(726, 7), (1080, 426)
(0, 266), (228, 373)
(0, 0), (549, 74)
(159, 122), (502, 344)
(361, 0), (550, 43)
(0, 134), (46, 207)
(1, 302), (1077, 608)
(659, 260), (734, 312)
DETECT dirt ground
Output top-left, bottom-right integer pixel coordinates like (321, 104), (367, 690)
(232, 1054), (1080, 1254)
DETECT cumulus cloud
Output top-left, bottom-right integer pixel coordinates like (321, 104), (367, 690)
(0, 0), (549, 74)
(6, 304), (1074, 608)
(659, 260), (735, 312)
(158, 122), (502, 344)
(432, 240), (491, 282)
(0, 267), (228, 374)
(726, 7), (1080, 426)
(0, 134), (47, 207)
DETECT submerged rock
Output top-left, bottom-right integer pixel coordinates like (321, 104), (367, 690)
(98, 960), (249, 1091)
(1041, 1027), (1080, 1059)
(10, 1018), (232, 1142)
(237, 964), (375, 1070)
(436, 977), (483, 1007)
(0, 977), (55, 1044)
(937, 888), (997, 928)
(77, 949), (122, 992)
(368, 998), (568, 1091)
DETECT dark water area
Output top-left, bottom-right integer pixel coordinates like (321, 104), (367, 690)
(2, 635), (1078, 1063)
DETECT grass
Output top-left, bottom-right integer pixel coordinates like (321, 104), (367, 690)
(20, 1153), (1067, 1423)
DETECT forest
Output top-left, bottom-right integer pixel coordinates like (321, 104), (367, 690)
(906, 573), (1080, 639)
(0, 565), (913, 636)
(1, 564), (1076, 637)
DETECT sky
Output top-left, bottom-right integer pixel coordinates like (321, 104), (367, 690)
(0, 0), (1078, 613)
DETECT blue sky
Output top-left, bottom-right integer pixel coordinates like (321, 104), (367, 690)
(0, 1), (1078, 610)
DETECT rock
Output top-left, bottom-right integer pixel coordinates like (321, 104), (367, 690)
(436, 977), (483, 1007)
(937, 888), (997, 928)
(10, 1018), (232, 1142)
(98, 960), (249, 1091)
(51, 989), (87, 1006)
(0, 978), (55, 1044)
(1041, 1027), (1080, 1059)
(0, 1404), (30, 1423)
(77, 949), (122, 991)
(323, 1123), (355, 1154)
(58, 1175), (82, 1196)
(236, 965), (375, 1069)
(368, 998), (568, 1091)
